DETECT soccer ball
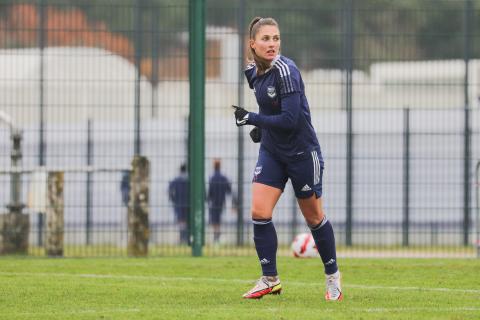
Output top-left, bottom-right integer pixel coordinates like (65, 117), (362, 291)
(291, 233), (318, 258)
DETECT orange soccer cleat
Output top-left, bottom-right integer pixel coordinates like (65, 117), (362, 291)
(325, 271), (343, 301)
(243, 276), (282, 299)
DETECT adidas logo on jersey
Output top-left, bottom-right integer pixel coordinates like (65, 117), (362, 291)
(301, 184), (312, 192)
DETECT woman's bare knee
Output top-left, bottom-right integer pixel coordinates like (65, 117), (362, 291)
(303, 214), (323, 226)
(251, 207), (273, 220)
(298, 195), (325, 226)
(250, 183), (282, 220)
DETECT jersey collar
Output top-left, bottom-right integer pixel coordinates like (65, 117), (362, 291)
(271, 55), (281, 66)
(261, 55), (281, 75)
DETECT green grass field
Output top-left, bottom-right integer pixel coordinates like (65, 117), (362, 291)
(1, 256), (479, 319)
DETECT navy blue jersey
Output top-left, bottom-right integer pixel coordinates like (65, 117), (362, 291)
(120, 171), (130, 206)
(168, 174), (189, 215)
(245, 55), (320, 162)
(207, 170), (231, 209)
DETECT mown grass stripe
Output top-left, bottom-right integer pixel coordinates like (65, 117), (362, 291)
(1, 271), (479, 294)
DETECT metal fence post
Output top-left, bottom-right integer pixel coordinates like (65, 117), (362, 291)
(344, 0), (354, 246)
(189, 0), (205, 257)
(403, 108), (410, 246)
(134, 0), (143, 156)
(151, 7), (159, 118)
(462, 0), (473, 246)
(38, 0), (46, 167)
(475, 160), (480, 258)
(236, 0), (246, 246)
(37, 0), (46, 246)
(86, 119), (93, 245)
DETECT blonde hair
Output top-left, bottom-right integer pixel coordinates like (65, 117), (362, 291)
(248, 17), (280, 74)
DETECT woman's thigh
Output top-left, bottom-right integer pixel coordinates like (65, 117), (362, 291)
(251, 182), (283, 219)
(297, 195), (325, 226)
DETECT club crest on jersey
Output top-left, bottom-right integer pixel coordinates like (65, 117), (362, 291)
(267, 86), (276, 98)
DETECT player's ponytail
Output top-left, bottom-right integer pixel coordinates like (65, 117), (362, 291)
(248, 17), (262, 38)
(247, 17), (279, 75)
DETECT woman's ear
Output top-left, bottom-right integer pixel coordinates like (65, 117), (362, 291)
(249, 39), (255, 50)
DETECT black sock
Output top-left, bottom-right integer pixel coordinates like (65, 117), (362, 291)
(253, 218), (278, 276)
(309, 217), (338, 275)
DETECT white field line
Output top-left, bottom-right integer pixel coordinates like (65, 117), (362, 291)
(337, 251), (477, 258)
(1, 271), (480, 295)
(355, 307), (480, 313)
(14, 309), (140, 316)
(265, 306), (480, 313)
(10, 306), (480, 316)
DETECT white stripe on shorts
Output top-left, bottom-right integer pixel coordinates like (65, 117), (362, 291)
(311, 150), (321, 185)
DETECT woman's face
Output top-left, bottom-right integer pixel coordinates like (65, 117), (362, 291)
(250, 25), (280, 62)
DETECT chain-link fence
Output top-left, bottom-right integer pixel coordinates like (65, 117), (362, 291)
(0, 0), (479, 257)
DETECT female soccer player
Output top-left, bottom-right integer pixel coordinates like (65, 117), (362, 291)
(233, 17), (342, 301)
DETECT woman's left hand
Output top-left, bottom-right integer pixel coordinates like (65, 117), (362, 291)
(232, 105), (250, 126)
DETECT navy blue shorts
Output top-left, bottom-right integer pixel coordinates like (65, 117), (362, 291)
(209, 208), (222, 225)
(174, 208), (189, 223)
(253, 147), (324, 199)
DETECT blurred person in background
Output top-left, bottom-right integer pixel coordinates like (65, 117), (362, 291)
(120, 170), (131, 242)
(168, 163), (190, 245)
(120, 170), (130, 208)
(207, 159), (235, 246)
(233, 17), (342, 301)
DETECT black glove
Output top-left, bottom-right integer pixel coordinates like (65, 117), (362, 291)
(232, 105), (249, 126)
(249, 127), (261, 143)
